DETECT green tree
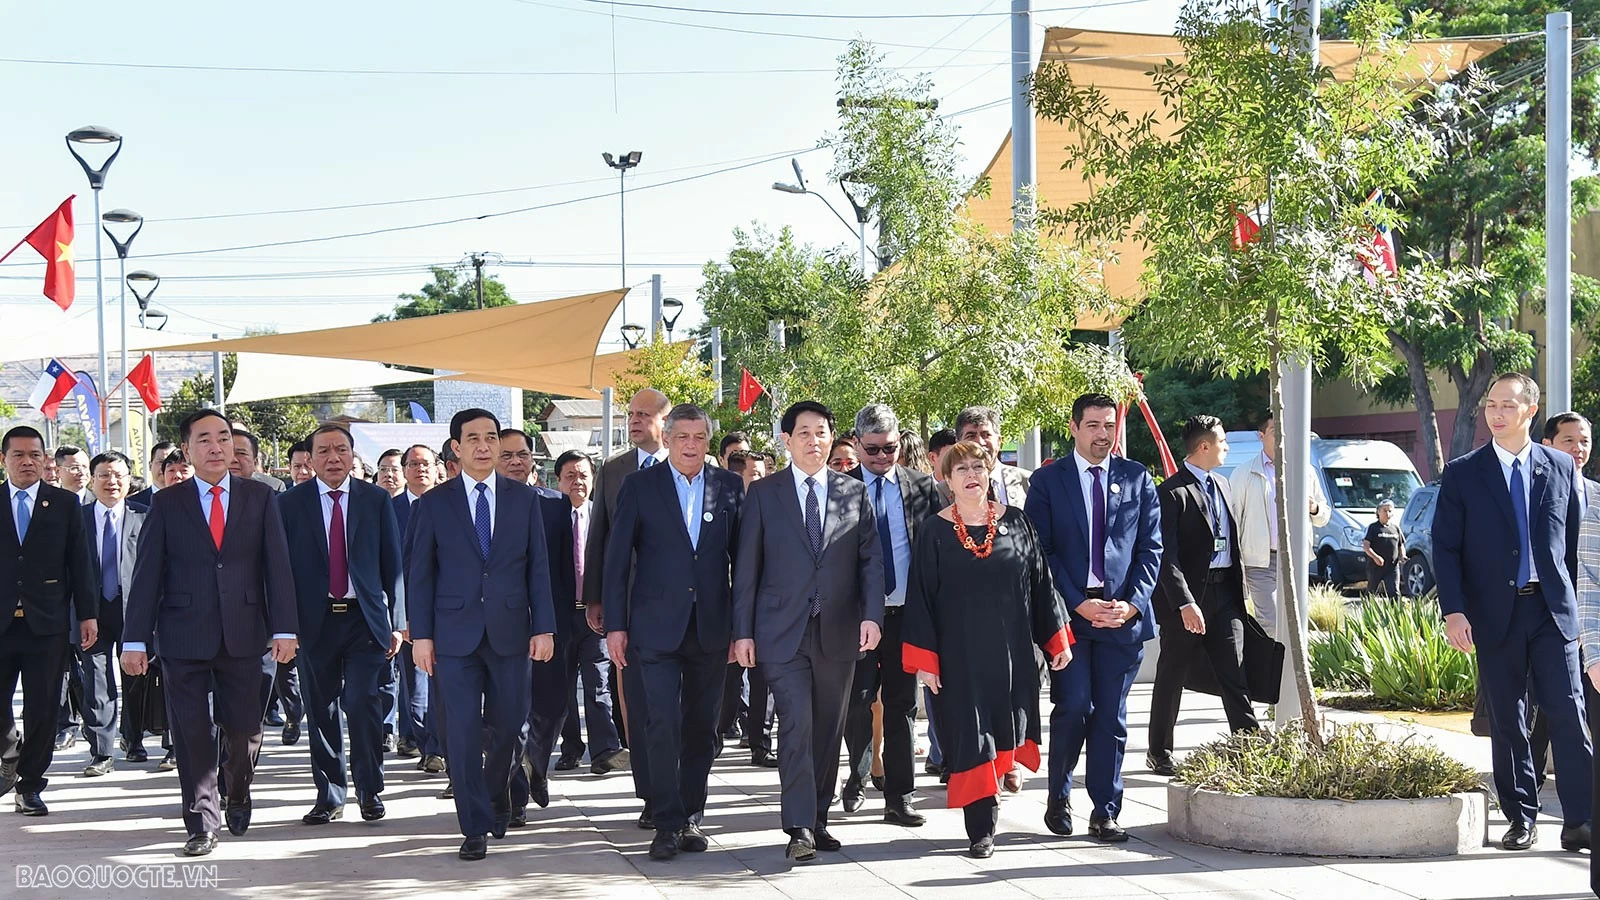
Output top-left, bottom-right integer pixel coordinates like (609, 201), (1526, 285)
(614, 338), (719, 410)
(1033, 0), (1478, 744)
(1325, 0), (1600, 479)
(159, 353), (318, 459)
(1576, 345), (1600, 478)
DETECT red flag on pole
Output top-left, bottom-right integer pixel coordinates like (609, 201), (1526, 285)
(1231, 207), (1260, 249)
(737, 368), (766, 414)
(0, 197), (76, 310)
(125, 354), (162, 411)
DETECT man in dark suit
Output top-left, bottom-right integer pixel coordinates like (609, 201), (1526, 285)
(1026, 394), (1162, 842)
(1147, 415), (1259, 775)
(79, 451), (145, 778)
(0, 426), (97, 815)
(1436, 373), (1592, 852)
(280, 424), (404, 826)
(604, 404), (743, 861)
(393, 444), (444, 771)
(550, 451), (623, 774)
(840, 404), (940, 827)
(408, 408), (556, 861)
(126, 441), (175, 512)
(122, 409), (298, 856)
(585, 388), (671, 826)
(734, 400), (884, 862)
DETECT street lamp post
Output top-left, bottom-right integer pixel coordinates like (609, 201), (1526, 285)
(603, 150), (643, 325)
(127, 270), (160, 453)
(103, 208), (143, 452)
(65, 125), (123, 451)
(772, 158), (871, 276)
(661, 297), (684, 341)
(620, 323), (646, 350)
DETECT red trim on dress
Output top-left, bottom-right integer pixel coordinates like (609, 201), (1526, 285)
(1043, 626), (1074, 659)
(901, 642), (939, 678)
(944, 740), (1040, 808)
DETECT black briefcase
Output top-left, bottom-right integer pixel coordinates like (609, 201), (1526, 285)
(1183, 613), (1285, 705)
(123, 657), (169, 735)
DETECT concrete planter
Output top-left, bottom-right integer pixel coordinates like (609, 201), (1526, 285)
(1167, 783), (1486, 858)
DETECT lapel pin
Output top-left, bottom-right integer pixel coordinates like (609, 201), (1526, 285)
(997, 524), (1009, 535)
(1110, 483), (1121, 495)
(703, 511), (714, 522)
(39, 500), (48, 508)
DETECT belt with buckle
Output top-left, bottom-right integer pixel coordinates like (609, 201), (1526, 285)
(884, 606), (903, 617)
(11, 607), (22, 618)
(1516, 584), (1540, 596)
(329, 597), (353, 613)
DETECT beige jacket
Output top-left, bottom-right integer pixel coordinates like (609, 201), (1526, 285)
(1227, 451), (1330, 569)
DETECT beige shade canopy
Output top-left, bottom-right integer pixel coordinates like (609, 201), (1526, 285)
(965, 27), (1506, 329)
(441, 342), (686, 399)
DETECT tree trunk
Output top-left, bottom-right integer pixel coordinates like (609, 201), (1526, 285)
(1268, 345), (1324, 748)
(1447, 348), (1495, 462)
(1387, 329), (1445, 480)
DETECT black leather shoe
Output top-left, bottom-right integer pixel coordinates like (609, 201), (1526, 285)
(591, 747), (631, 775)
(508, 808), (528, 828)
(183, 832), (218, 857)
(459, 834), (487, 860)
(969, 835), (995, 858)
(1088, 817), (1129, 843)
(530, 775), (550, 809)
(0, 760), (17, 797)
(158, 751), (177, 771)
(1501, 822), (1537, 851)
(54, 732), (76, 751)
(678, 822), (709, 852)
(421, 755), (447, 774)
(752, 751), (778, 768)
(491, 811), (511, 839)
(648, 829), (680, 860)
(1146, 752), (1177, 777)
(383, 734), (398, 753)
(359, 794), (385, 821)
(554, 753), (582, 771)
(302, 804), (344, 825)
(14, 792), (47, 816)
(924, 761), (944, 777)
(884, 802), (926, 827)
(785, 827), (817, 861)
(637, 802), (654, 830)
(1562, 822), (1591, 852)
(1044, 797), (1074, 836)
(84, 755), (115, 777)
(841, 779), (865, 813)
(264, 711), (286, 727)
(871, 775), (886, 792)
(439, 784), (454, 800)
(813, 825), (842, 852)
(282, 723), (300, 746)
(126, 747), (149, 764)
(225, 799), (251, 836)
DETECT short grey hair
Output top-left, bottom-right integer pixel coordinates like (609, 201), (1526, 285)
(854, 404), (900, 438)
(955, 405), (1001, 435)
(665, 403), (712, 433)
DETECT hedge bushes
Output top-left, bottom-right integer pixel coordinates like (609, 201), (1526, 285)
(1307, 591), (1476, 710)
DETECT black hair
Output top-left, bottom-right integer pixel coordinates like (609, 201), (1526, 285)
(90, 450), (133, 475)
(402, 444), (436, 467)
(148, 441), (176, 462)
(1071, 393), (1118, 424)
(161, 449), (190, 471)
(451, 408), (501, 443)
(1545, 411), (1592, 441)
(178, 408), (229, 443)
(554, 450), (592, 479)
(438, 441), (459, 463)
(781, 400), (835, 436)
(725, 449), (753, 475)
(498, 428), (533, 449)
(1, 426), (44, 456)
(230, 428), (261, 457)
(308, 423), (354, 450)
(719, 431), (751, 457)
(288, 440), (312, 459)
(377, 447), (404, 466)
(927, 428), (958, 454)
(53, 444), (86, 463)
(1181, 415), (1225, 457)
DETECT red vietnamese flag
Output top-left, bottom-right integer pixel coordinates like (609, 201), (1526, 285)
(125, 354), (162, 411)
(1231, 207), (1260, 249)
(737, 368), (766, 414)
(0, 197), (76, 310)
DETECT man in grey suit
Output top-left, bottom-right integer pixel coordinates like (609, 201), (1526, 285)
(733, 400), (884, 862)
(953, 406), (1030, 506)
(585, 387), (671, 826)
(80, 451), (144, 778)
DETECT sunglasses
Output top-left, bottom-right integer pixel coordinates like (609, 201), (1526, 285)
(860, 444), (899, 457)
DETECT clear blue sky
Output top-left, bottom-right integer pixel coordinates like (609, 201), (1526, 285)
(0, 0), (1183, 355)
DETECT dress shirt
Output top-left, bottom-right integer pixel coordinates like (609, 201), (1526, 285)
(1074, 450), (1112, 590)
(318, 477), (356, 599)
(990, 467), (1010, 505)
(863, 467), (911, 606)
(460, 471), (496, 536)
(637, 447), (668, 470)
(1261, 453), (1279, 551)
(94, 500), (125, 564)
(791, 464), (828, 533)
(406, 489), (424, 505)
(671, 464), (707, 549)
(8, 481), (39, 545)
(1184, 461), (1232, 569)
(1490, 440), (1537, 584)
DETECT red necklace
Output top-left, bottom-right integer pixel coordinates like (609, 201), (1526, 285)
(952, 503), (998, 559)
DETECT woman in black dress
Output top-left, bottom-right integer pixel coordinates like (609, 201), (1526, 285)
(902, 440), (1073, 858)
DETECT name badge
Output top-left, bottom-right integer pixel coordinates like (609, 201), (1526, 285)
(702, 511), (714, 523)
(1213, 538), (1228, 555)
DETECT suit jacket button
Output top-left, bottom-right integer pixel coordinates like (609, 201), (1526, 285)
(217, 563), (224, 570)
(693, 554), (699, 561)
(688, 587), (695, 593)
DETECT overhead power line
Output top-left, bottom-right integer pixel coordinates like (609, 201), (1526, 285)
(573, 0), (1149, 19)
(0, 57), (1002, 78)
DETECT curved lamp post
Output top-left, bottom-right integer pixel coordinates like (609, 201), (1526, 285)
(620, 323), (646, 350)
(104, 208), (143, 452)
(660, 297), (684, 341)
(66, 126), (123, 450)
(603, 150), (643, 327)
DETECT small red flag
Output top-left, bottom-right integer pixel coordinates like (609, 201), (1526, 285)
(1231, 207), (1260, 249)
(0, 197), (76, 310)
(737, 368), (765, 414)
(125, 354), (162, 412)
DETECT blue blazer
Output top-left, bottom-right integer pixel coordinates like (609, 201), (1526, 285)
(406, 475), (557, 657)
(604, 462), (743, 653)
(539, 494), (579, 642)
(1025, 454), (1163, 644)
(1434, 442), (1582, 646)
(280, 478), (404, 651)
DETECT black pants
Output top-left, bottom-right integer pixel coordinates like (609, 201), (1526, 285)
(717, 663), (773, 755)
(165, 653), (270, 835)
(964, 796), (998, 842)
(1148, 580), (1258, 758)
(844, 609), (916, 804)
(634, 613), (724, 834)
(0, 625), (69, 794)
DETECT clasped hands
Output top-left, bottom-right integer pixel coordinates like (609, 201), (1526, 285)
(1076, 598), (1135, 629)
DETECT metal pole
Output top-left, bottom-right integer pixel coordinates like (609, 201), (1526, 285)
(619, 169), (628, 324)
(859, 219), (869, 277)
(651, 274), (663, 343)
(117, 254), (129, 451)
(472, 254), (485, 310)
(92, 188), (109, 450)
(1011, 0), (1044, 470)
(601, 387), (615, 460)
(211, 334), (225, 413)
(1547, 11), (1573, 414)
(387, 400), (397, 423)
(711, 326), (724, 405)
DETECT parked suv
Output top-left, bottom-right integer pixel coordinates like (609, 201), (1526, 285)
(1397, 483), (1439, 597)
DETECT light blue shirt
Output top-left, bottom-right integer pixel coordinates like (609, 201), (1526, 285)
(8, 481), (39, 545)
(1184, 461), (1232, 569)
(671, 464), (706, 550)
(461, 471), (496, 536)
(1491, 440), (1538, 584)
(791, 464), (829, 532)
(863, 468), (910, 607)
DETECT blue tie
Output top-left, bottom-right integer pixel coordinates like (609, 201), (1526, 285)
(1510, 459), (1530, 588)
(1205, 475), (1226, 566)
(102, 511), (119, 602)
(13, 492), (28, 545)
(641, 456), (656, 469)
(474, 483), (492, 560)
(874, 477), (896, 596)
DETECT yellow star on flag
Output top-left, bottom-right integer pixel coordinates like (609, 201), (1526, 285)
(56, 240), (73, 266)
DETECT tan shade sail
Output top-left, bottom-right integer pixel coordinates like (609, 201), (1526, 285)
(966, 28), (1506, 329)
(442, 342), (690, 399)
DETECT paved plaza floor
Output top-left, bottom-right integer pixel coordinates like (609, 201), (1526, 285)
(2, 686), (1591, 899)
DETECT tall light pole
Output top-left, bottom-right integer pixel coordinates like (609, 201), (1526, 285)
(661, 297), (684, 341)
(103, 208), (143, 452)
(1546, 10), (1573, 415)
(773, 158), (871, 276)
(65, 125), (123, 451)
(620, 323), (645, 350)
(127, 270), (160, 455)
(603, 150), (643, 326)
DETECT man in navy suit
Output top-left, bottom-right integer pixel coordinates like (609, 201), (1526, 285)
(606, 403), (744, 860)
(392, 444), (443, 771)
(1026, 394), (1162, 842)
(123, 409), (298, 856)
(1436, 372), (1593, 852)
(280, 424), (404, 826)
(408, 408), (556, 861)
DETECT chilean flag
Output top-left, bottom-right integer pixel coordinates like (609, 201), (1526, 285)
(26, 359), (77, 419)
(1362, 188), (1399, 278)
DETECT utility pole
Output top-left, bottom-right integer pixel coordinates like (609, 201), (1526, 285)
(1547, 11), (1573, 415)
(472, 253), (486, 310)
(1011, 0), (1044, 470)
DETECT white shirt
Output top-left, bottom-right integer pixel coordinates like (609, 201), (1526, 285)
(990, 468), (1010, 505)
(1261, 453), (1279, 551)
(406, 489), (425, 505)
(1073, 450), (1111, 589)
(94, 500), (125, 563)
(317, 477), (355, 598)
(636, 447), (668, 470)
(461, 471), (496, 535)
(791, 464), (828, 533)
(1491, 440), (1537, 584)
(1184, 460), (1233, 570)
(8, 481), (39, 544)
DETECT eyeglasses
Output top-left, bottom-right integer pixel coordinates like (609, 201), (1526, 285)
(377, 466), (402, 476)
(860, 444), (899, 457)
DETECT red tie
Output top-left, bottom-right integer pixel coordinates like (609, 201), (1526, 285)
(328, 489), (348, 598)
(208, 485), (225, 550)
